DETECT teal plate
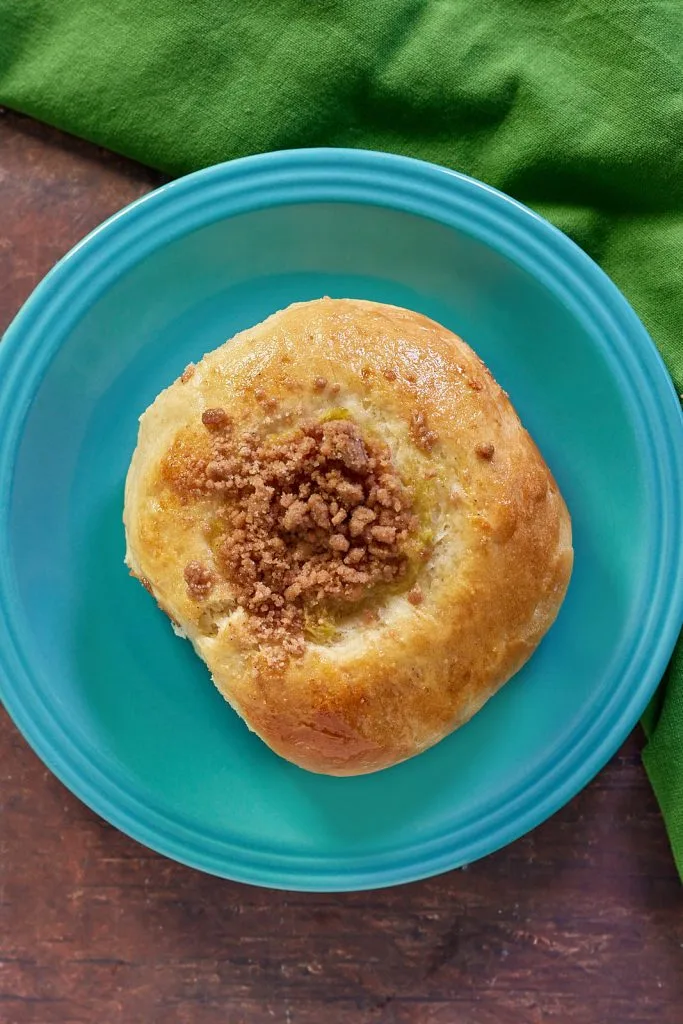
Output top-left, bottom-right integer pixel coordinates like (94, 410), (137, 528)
(1, 150), (682, 891)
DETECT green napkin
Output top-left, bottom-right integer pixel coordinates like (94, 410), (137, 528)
(1, 0), (682, 873)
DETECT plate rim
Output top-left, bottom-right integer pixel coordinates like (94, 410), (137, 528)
(1, 148), (682, 891)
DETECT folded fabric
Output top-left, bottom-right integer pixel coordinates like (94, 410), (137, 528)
(1, 0), (681, 874)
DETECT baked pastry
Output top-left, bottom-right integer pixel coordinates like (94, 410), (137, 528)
(124, 298), (572, 775)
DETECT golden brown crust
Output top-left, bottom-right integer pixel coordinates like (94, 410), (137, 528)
(124, 299), (573, 775)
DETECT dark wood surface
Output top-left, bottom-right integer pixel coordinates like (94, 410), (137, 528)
(1, 109), (681, 1024)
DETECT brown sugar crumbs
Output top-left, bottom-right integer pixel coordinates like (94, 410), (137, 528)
(410, 410), (438, 452)
(184, 560), (214, 599)
(165, 415), (420, 653)
(475, 442), (495, 460)
(201, 407), (232, 431)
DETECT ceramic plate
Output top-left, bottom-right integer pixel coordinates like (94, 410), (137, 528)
(1, 150), (682, 890)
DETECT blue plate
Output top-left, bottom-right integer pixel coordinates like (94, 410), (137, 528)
(1, 150), (682, 891)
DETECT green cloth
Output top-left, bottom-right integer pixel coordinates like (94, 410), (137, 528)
(1, 0), (682, 874)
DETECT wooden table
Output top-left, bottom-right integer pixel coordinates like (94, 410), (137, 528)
(1, 109), (681, 1024)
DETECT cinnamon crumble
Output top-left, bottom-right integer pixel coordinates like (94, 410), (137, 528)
(475, 442), (495, 460)
(163, 416), (422, 652)
(410, 410), (438, 451)
(201, 407), (232, 431)
(184, 560), (214, 599)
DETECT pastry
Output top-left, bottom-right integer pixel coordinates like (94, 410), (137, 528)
(124, 298), (572, 775)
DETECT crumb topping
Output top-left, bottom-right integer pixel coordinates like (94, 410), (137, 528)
(184, 560), (214, 599)
(475, 442), (495, 460)
(410, 410), (439, 451)
(201, 407), (232, 431)
(164, 416), (422, 653)
(254, 389), (278, 413)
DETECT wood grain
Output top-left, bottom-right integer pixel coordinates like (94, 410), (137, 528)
(1, 108), (681, 1024)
